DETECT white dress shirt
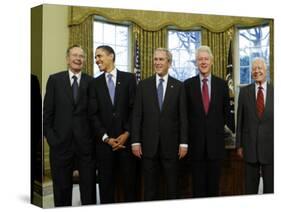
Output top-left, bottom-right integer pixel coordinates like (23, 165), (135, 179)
(69, 70), (82, 86)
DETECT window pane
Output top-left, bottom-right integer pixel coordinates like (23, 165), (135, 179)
(240, 67), (250, 84)
(168, 30), (201, 82)
(94, 22), (103, 43)
(115, 46), (128, 67)
(116, 26), (128, 46)
(104, 24), (116, 45)
(238, 25), (270, 85)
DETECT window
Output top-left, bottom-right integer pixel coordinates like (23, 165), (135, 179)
(168, 30), (201, 82)
(234, 24), (270, 123)
(93, 20), (130, 77)
(238, 25), (270, 85)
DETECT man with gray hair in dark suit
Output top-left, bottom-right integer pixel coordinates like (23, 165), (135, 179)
(236, 58), (274, 194)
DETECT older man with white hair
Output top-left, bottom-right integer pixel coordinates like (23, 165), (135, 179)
(236, 58), (274, 194)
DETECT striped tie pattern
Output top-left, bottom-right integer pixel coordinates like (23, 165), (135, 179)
(256, 86), (264, 118)
(202, 78), (209, 114)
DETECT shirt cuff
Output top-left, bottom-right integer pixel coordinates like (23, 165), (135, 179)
(102, 134), (109, 142)
(180, 144), (188, 148)
(131, 143), (141, 146)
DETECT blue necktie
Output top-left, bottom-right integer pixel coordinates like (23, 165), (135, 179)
(107, 74), (115, 104)
(72, 75), (78, 104)
(157, 78), (164, 110)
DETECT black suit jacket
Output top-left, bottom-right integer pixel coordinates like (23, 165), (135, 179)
(88, 70), (136, 146)
(43, 71), (93, 158)
(132, 75), (188, 159)
(236, 83), (274, 164)
(184, 75), (230, 160)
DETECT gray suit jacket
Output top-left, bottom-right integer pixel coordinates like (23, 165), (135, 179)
(236, 83), (274, 164)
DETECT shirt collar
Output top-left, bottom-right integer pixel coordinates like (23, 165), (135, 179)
(68, 69), (82, 81)
(199, 73), (211, 82)
(255, 81), (267, 90)
(105, 68), (117, 78)
(156, 73), (169, 83)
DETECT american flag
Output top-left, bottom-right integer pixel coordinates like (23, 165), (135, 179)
(226, 41), (235, 133)
(134, 38), (141, 84)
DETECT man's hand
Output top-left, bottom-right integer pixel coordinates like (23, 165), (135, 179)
(107, 138), (125, 151)
(178, 146), (188, 159)
(237, 147), (243, 159)
(111, 132), (129, 151)
(132, 144), (142, 158)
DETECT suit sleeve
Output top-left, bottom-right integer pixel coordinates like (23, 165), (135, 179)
(43, 75), (60, 147)
(179, 83), (188, 145)
(131, 81), (143, 144)
(88, 80), (107, 140)
(123, 74), (137, 134)
(236, 88), (245, 148)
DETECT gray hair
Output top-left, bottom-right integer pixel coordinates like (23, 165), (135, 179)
(252, 57), (267, 71)
(195, 45), (214, 60)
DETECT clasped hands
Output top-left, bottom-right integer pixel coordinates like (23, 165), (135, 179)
(107, 132), (129, 151)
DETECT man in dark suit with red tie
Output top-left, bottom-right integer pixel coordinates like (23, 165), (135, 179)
(236, 58), (273, 194)
(184, 45), (231, 197)
(88, 45), (137, 203)
(43, 45), (96, 206)
(132, 48), (188, 200)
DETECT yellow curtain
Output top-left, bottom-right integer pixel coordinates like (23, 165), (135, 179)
(133, 24), (167, 79)
(69, 6), (266, 33)
(69, 15), (93, 76)
(269, 20), (274, 84)
(201, 27), (234, 79)
(68, 7), (273, 81)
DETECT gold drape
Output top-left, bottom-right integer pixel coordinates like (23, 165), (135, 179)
(201, 27), (234, 79)
(69, 6), (266, 33)
(269, 20), (274, 84)
(68, 6), (273, 81)
(69, 15), (93, 76)
(134, 24), (167, 79)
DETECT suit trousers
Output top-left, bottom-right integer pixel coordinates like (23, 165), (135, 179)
(50, 147), (96, 206)
(191, 159), (221, 198)
(245, 162), (274, 194)
(142, 154), (179, 201)
(97, 143), (137, 204)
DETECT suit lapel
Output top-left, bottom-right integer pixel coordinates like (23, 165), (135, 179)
(248, 83), (259, 120)
(150, 75), (160, 112)
(75, 73), (87, 105)
(114, 70), (122, 108)
(262, 83), (273, 120)
(161, 76), (174, 112)
(101, 73), (113, 107)
(194, 76), (206, 115)
(63, 71), (74, 104)
(208, 76), (216, 115)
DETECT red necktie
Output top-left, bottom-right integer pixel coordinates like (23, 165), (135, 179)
(256, 86), (264, 118)
(202, 78), (209, 114)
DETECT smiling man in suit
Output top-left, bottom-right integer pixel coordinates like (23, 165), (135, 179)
(131, 48), (188, 200)
(236, 58), (273, 194)
(43, 45), (96, 206)
(184, 45), (231, 197)
(88, 45), (137, 203)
